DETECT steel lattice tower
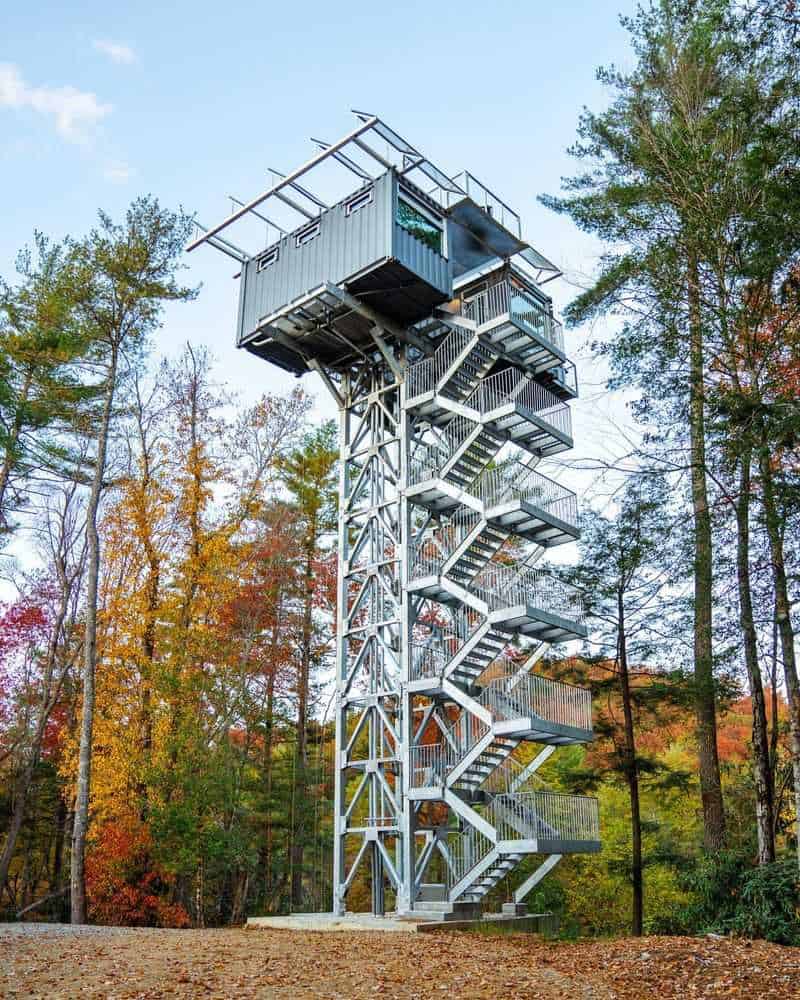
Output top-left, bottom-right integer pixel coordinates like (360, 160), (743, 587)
(189, 112), (600, 921)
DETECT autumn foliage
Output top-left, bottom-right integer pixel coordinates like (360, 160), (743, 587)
(85, 819), (190, 928)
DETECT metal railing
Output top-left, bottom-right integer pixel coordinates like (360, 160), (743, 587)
(407, 416), (474, 487)
(475, 461), (578, 528)
(440, 413), (475, 455)
(411, 642), (448, 679)
(465, 368), (572, 440)
(409, 507), (481, 580)
(461, 280), (564, 354)
(411, 622), (466, 681)
(479, 673), (592, 734)
(406, 327), (472, 399)
(445, 825), (493, 890)
(474, 562), (585, 623)
(550, 359), (578, 396)
(489, 791), (599, 844)
(409, 537), (442, 580)
(450, 171), (522, 238)
(480, 754), (544, 795)
(409, 742), (454, 788)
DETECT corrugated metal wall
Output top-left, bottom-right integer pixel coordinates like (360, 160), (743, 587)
(393, 225), (451, 296)
(238, 171), (394, 344)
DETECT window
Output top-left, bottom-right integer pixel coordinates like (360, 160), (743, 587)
(256, 245), (280, 272)
(295, 220), (321, 248)
(345, 187), (374, 216)
(396, 197), (443, 254)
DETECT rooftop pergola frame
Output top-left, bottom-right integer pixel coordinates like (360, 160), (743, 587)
(185, 110), (560, 284)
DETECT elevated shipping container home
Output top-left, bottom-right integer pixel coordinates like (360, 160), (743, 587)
(188, 111), (597, 924)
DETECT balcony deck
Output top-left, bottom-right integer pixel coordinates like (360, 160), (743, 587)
(490, 791), (601, 855)
(484, 497), (578, 547)
(461, 280), (566, 374)
(487, 603), (587, 643)
(539, 360), (579, 401)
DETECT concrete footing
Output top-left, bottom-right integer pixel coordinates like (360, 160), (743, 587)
(245, 911), (555, 934)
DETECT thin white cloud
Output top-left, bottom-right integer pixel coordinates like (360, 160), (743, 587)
(103, 160), (135, 183)
(93, 39), (137, 65)
(0, 63), (111, 143)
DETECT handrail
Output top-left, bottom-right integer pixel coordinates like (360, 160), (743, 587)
(408, 438), (450, 486)
(411, 642), (448, 679)
(480, 754), (545, 795)
(411, 527), (584, 626)
(488, 790), (599, 844)
(406, 326), (472, 399)
(474, 460), (578, 527)
(465, 368), (572, 440)
(409, 507), (481, 580)
(409, 741), (455, 787)
(550, 357), (578, 395)
(461, 280), (564, 354)
(408, 670), (591, 786)
(446, 825), (492, 890)
(479, 673), (592, 734)
(473, 562), (585, 623)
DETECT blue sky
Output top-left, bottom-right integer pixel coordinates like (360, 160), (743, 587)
(1, 0), (640, 491)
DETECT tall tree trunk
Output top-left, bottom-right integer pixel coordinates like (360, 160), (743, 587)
(71, 349), (118, 924)
(758, 442), (800, 868)
(137, 551), (159, 819)
(769, 615), (780, 797)
(131, 384), (160, 819)
(687, 251), (725, 850)
(291, 542), (314, 909)
(262, 604), (280, 908)
(735, 448), (775, 863)
(617, 591), (643, 935)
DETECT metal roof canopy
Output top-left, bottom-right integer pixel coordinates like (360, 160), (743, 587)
(185, 111), (561, 278)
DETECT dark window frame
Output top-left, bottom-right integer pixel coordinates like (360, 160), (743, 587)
(345, 186), (374, 216)
(256, 245), (280, 272)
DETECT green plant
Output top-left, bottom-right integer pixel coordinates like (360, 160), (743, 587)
(730, 860), (800, 946)
(671, 850), (800, 944)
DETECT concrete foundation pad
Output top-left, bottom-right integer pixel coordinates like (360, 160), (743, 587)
(245, 912), (555, 934)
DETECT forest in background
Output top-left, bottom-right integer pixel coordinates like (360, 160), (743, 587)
(1, 0), (800, 941)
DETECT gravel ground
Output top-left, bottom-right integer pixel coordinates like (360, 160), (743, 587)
(0, 922), (157, 938)
(1, 924), (798, 999)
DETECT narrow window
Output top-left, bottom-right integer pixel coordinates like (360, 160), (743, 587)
(295, 220), (321, 248)
(396, 198), (443, 254)
(345, 187), (374, 216)
(256, 245), (280, 272)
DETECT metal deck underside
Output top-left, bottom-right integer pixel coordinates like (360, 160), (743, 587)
(242, 269), (447, 375)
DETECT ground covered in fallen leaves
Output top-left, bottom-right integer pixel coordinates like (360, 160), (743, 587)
(1, 924), (798, 999)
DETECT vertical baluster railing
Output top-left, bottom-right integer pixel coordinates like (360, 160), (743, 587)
(460, 279), (564, 355)
(445, 824), (492, 891)
(406, 327), (473, 399)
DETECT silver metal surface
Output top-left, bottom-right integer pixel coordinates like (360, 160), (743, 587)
(192, 113), (598, 917)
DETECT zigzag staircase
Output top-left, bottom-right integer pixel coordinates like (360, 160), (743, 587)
(404, 296), (599, 917)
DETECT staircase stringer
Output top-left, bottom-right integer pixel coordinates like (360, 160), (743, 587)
(443, 789), (497, 844)
(440, 517), (492, 578)
(442, 619), (494, 682)
(437, 334), (484, 393)
(445, 729), (495, 789)
(448, 847), (501, 904)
